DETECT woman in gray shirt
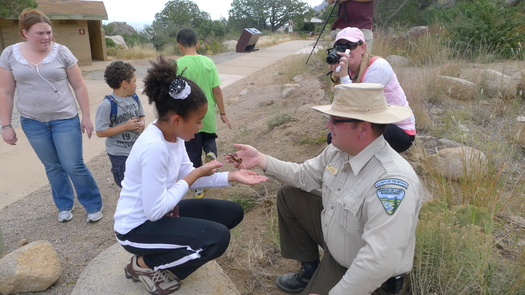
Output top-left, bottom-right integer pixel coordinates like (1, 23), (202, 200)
(0, 9), (103, 223)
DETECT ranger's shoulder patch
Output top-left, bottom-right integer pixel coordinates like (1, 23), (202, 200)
(375, 178), (407, 215)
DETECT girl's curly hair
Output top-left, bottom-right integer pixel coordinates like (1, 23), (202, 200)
(143, 56), (207, 121)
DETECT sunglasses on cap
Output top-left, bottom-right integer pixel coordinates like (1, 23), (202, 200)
(332, 41), (361, 52)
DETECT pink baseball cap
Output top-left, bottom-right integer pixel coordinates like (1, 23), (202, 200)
(335, 27), (365, 44)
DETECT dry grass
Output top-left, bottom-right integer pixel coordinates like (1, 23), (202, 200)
(256, 33), (294, 48)
(107, 44), (159, 60)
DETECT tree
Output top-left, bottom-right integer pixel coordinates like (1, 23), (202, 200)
(197, 19), (227, 39)
(229, 0), (311, 32)
(144, 0), (211, 50)
(0, 0), (37, 18)
(153, 0), (210, 30)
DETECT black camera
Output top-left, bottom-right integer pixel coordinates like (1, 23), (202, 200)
(326, 44), (347, 65)
(325, 41), (359, 65)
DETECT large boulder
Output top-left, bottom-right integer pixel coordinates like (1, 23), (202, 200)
(434, 75), (477, 101)
(513, 69), (525, 97)
(479, 69), (519, 99)
(404, 26), (429, 40)
(105, 22), (137, 36)
(427, 146), (488, 180)
(106, 35), (129, 49)
(0, 240), (61, 294)
(72, 243), (239, 295)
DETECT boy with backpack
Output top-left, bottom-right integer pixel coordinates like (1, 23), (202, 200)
(96, 61), (145, 187)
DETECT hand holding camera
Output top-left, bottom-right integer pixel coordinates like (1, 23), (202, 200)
(335, 49), (351, 72)
(326, 44), (350, 65)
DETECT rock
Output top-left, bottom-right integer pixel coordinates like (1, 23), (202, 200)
(434, 0), (456, 9)
(105, 35), (129, 49)
(506, 0), (521, 6)
(282, 85), (298, 99)
(239, 88), (249, 96)
(72, 243), (239, 295)
(292, 75), (304, 82)
(259, 100), (275, 107)
(513, 69), (525, 97)
(17, 239), (28, 247)
(427, 146), (488, 180)
(479, 69), (518, 99)
(0, 240), (61, 294)
(509, 215), (525, 227)
(517, 116), (525, 122)
(434, 75), (477, 101)
(437, 138), (463, 148)
(222, 40), (237, 52)
(404, 26), (429, 40)
(313, 89), (325, 103)
(105, 22), (137, 36)
(385, 55), (410, 67)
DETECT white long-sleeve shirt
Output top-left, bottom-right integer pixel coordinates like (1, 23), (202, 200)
(114, 122), (230, 234)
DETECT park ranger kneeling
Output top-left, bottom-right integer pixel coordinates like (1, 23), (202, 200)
(227, 83), (424, 295)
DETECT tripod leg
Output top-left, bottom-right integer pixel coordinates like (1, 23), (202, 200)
(306, 1), (339, 65)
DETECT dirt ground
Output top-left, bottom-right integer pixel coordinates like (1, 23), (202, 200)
(1, 51), (525, 295)
(0, 52), (329, 295)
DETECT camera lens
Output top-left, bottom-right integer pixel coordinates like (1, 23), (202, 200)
(326, 51), (341, 65)
(326, 46), (345, 65)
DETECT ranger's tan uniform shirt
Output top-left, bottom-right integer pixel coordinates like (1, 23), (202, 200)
(266, 136), (423, 294)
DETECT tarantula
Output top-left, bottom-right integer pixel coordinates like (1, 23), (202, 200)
(227, 152), (243, 166)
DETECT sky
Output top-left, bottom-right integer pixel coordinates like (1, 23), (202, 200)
(99, 0), (324, 30)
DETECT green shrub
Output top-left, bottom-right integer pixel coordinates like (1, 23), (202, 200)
(440, 0), (525, 60)
(267, 113), (296, 130)
(202, 36), (225, 55)
(411, 203), (525, 294)
(105, 37), (116, 48)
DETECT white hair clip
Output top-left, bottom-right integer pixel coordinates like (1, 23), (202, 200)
(169, 78), (191, 100)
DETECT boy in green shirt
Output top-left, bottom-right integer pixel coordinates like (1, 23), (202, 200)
(176, 28), (232, 198)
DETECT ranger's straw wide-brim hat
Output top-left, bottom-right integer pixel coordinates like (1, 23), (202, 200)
(312, 83), (412, 124)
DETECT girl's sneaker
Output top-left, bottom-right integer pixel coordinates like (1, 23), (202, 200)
(125, 255), (181, 294)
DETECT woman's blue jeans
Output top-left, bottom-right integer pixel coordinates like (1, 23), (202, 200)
(21, 115), (103, 213)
